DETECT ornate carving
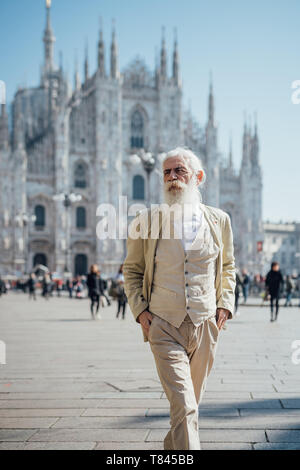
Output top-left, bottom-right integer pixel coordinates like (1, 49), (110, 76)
(122, 57), (155, 89)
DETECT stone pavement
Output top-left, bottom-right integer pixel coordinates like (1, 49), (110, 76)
(0, 292), (299, 450)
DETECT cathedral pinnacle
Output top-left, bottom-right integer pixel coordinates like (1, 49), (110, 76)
(172, 28), (180, 86)
(160, 26), (167, 82)
(208, 72), (215, 126)
(98, 17), (105, 77)
(84, 40), (89, 81)
(110, 19), (119, 79)
(43, 0), (55, 73)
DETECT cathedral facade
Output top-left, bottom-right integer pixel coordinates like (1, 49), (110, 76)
(0, 2), (264, 277)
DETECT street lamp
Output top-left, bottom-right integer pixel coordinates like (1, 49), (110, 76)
(129, 149), (156, 205)
(52, 192), (82, 272)
(14, 212), (37, 273)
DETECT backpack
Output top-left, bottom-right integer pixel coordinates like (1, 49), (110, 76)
(108, 279), (122, 299)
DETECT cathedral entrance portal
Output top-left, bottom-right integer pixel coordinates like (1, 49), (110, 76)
(33, 253), (48, 268)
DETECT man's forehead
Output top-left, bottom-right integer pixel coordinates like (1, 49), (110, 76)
(163, 156), (188, 169)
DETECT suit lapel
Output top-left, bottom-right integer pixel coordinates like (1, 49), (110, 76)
(199, 203), (222, 248)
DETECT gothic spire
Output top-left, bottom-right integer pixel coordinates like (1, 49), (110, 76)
(110, 19), (119, 79)
(242, 112), (251, 168)
(172, 28), (180, 86)
(208, 72), (215, 125)
(228, 133), (233, 169)
(160, 26), (167, 82)
(251, 112), (259, 167)
(98, 17), (105, 76)
(254, 111), (258, 138)
(43, 0), (56, 72)
(74, 53), (80, 91)
(84, 39), (89, 82)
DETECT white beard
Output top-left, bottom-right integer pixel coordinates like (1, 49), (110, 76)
(163, 176), (201, 207)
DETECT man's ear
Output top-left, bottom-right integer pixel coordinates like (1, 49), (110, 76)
(196, 170), (204, 185)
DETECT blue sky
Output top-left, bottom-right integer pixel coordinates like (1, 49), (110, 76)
(1, 0), (299, 222)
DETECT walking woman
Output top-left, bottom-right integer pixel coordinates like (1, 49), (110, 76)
(115, 264), (127, 320)
(87, 264), (104, 319)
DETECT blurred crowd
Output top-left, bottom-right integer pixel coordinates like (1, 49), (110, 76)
(1, 263), (299, 322)
(0, 263), (128, 320)
(234, 263), (300, 320)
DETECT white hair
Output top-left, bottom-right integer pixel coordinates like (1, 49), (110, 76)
(162, 147), (206, 186)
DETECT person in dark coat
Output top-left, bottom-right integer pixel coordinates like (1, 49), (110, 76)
(265, 261), (284, 322)
(115, 264), (128, 320)
(241, 269), (250, 303)
(284, 275), (294, 307)
(27, 273), (37, 300)
(234, 270), (244, 316)
(87, 264), (105, 319)
(42, 273), (52, 300)
(0, 276), (6, 296)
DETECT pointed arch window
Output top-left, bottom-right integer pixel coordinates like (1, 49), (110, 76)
(34, 205), (46, 228)
(133, 175), (145, 200)
(76, 207), (86, 229)
(131, 110), (144, 149)
(74, 162), (88, 188)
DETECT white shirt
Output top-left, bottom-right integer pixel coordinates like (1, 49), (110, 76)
(173, 204), (203, 251)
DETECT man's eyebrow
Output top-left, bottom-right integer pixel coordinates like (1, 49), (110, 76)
(164, 166), (186, 171)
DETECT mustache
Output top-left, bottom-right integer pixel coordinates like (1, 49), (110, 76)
(164, 180), (186, 191)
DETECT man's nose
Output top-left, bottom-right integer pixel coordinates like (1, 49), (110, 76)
(168, 169), (177, 180)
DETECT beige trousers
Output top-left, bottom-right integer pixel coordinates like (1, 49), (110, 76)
(148, 313), (220, 450)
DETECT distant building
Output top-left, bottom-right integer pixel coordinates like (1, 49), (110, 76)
(0, 1), (264, 276)
(263, 221), (300, 275)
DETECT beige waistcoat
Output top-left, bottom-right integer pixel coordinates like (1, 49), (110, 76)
(149, 214), (220, 328)
(123, 203), (236, 343)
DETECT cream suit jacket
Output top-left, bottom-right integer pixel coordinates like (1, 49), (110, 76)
(123, 202), (236, 343)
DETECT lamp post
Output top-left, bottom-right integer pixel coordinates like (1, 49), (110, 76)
(52, 192), (82, 272)
(14, 212), (37, 273)
(129, 150), (156, 205)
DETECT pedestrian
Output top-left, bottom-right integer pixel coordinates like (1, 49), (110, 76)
(0, 276), (6, 297)
(27, 273), (37, 300)
(234, 269), (243, 316)
(123, 147), (236, 450)
(87, 264), (104, 319)
(66, 278), (73, 298)
(241, 269), (250, 303)
(74, 276), (84, 299)
(265, 261), (284, 322)
(56, 279), (63, 297)
(284, 275), (294, 307)
(42, 273), (51, 300)
(115, 264), (127, 319)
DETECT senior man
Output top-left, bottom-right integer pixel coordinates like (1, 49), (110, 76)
(123, 147), (236, 450)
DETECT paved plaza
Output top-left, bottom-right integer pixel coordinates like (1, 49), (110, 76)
(0, 292), (299, 450)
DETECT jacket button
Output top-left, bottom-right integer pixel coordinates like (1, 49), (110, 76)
(187, 306), (190, 310)
(185, 271), (188, 275)
(185, 283), (188, 287)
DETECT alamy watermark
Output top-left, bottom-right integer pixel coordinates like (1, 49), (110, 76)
(96, 197), (203, 245)
(291, 340), (300, 365)
(0, 340), (6, 365)
(0, 80), (6, 105)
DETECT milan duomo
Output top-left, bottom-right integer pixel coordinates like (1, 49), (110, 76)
(0, 1), (263, 277)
